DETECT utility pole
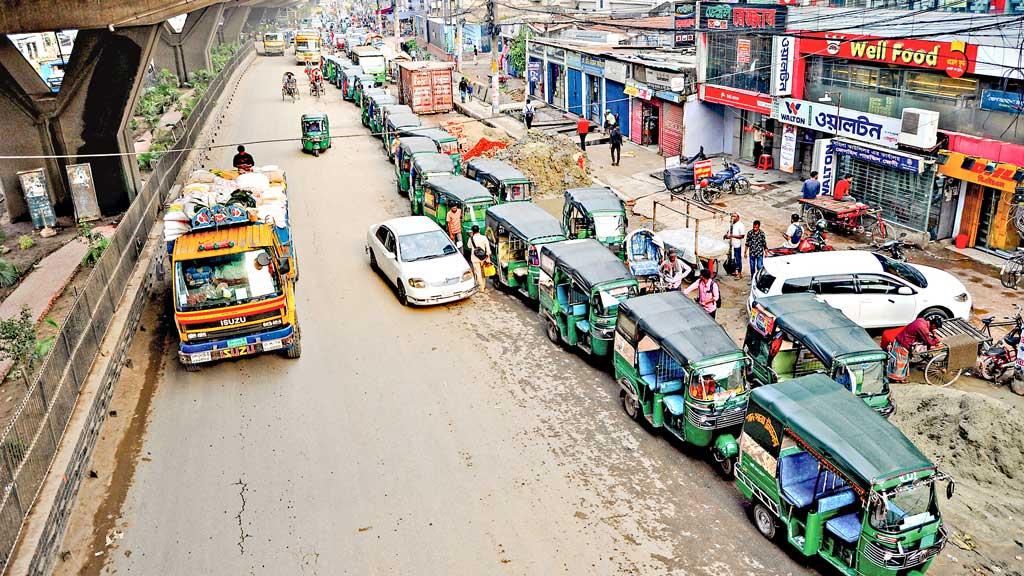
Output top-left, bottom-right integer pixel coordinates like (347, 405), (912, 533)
(488, 0), (499, 114)
(376, 0), (383, 33)
(393, 0), (400, 41)
(523, 24), (530, 110)
(455, 0), (463, 73)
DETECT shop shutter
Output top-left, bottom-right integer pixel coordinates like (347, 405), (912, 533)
(660, 102), (683, 157)
(567, 68), (583, 115)
(630, 99), (642, 145)
(604, 80), (629, 138)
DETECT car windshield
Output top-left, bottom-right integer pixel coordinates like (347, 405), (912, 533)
(689, 360), (747, 404)
(873, 253), (927, 288)
(175, 250), (281, 312)
(593, 213), (625, 239)
(871, 481), (937, 532)
(839, 360), (887, 396)
(398, 230), (457, 262)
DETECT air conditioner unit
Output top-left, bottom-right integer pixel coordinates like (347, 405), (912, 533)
(899, 108), (939, 149)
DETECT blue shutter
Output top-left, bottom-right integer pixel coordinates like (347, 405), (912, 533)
(567, 68), (582, 115)
(605, 80), (629, 138)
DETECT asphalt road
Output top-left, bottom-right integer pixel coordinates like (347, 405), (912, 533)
(103, 55), (816, 575)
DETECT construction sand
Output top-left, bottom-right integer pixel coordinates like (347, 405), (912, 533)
(891, 384), (1024, 574)
(495, 131), (591, 197)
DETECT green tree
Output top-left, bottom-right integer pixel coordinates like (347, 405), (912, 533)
(0, 305), (39, 387)
(508, 27), (528, 76)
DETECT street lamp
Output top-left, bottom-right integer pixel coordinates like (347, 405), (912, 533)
(819, 91), (842, 134)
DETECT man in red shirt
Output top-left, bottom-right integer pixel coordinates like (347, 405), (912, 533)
(577, 117), (590, 151)
(886, 316), (942, 382)
(833, 174), (853, 202)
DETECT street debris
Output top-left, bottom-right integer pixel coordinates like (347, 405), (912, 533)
(495, 131), (591, 197)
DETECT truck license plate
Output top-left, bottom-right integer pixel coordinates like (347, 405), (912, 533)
(262, 339), (283, 351)
(190, 351), (212, 363)
(227, 338), (248, 348)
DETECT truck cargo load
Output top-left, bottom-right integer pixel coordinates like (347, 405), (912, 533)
(166, 167), (301, 370)
(397, 61), (455, 115)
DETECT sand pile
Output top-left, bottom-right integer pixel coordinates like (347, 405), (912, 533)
(496, 131), (591, 197)
(891, 385), (1024, 571)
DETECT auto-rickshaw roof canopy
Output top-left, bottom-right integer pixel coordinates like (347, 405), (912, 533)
(301, 113), (328, 121)
(751, 375), (933, 491)
(369, 93), (395, 106)
(398, 137), (440, 155)
(363, 88), (387, 99)
(753, 294), (884, 366)
(388, 113), (422, 129)
(565, 187), (624, 214)
(382, 104), (412, 115)
(541, 239), (633, 292)
(487, 203), (565, 242)
(412, 152), (455, 174)
(469, 158), (530, 183)
(411, 127), (457, 143)
(357, 73), (375, 82)
(342, 66), (362, 76)
(619, 292), (740, 365)
(424, 175), (493, 204)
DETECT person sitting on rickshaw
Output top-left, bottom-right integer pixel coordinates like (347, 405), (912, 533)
(282, 72), (297, 94)
(659, 249), (691, 291)
(885, 316), (942, 383)
(310, 67), (324, 94)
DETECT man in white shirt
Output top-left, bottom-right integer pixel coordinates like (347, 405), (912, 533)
(468, 225), (491, 293)
(723, 212), (746, 278)
(783, 213), (803, 248)
(660, 249), (692, 290)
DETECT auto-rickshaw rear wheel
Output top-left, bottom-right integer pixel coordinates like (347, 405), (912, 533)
(753, 502), (777, 540)
(313, 148), (320, 157)
(545, 317), (560, 344)
(715, 454), (736, 479)
(619, 385), (639, 421)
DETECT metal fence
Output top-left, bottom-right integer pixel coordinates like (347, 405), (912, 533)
(0, 43), (255, 575)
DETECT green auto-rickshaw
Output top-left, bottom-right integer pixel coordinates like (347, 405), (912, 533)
(360, 88), (388, 127)
(340, 66), (362, 100)
(562, 187), (628, 259)
(538, 238), (638, 357)
(383, 113), (422, 160)
(379, 104), (412, 136)
(421, 175), (494, 251)
(408, 153), (456, 213)
(410, 127), (462, 174)
(743, 293), (895, 417)
(484, 202), (566, 300)
(466, 158), (533, 203)
(736, 374), (952, 576)
(353, 73), (376, 106)
(614, 291), (749, 476)
(366, 93), (396, 133)
(322, 55), (340, 85)
(301, 113), (330, 157)
(332, 58), (352, 88)
(395, 137), (442, 195)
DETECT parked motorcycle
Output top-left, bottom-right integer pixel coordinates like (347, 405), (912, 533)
(766, 220), (833, 257)
(697, 163), (749, 204)
(871, 232), (913, 262)
(663, 147), (707, 196)
(977, 306), (1022, 386)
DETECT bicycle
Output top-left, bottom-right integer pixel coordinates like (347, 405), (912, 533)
(1000, 248), (1023, 289)
(861, 208), (892, 241)
(909, 345), (963, 387)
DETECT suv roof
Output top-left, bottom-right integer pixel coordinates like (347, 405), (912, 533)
(762, 251), (882, 278)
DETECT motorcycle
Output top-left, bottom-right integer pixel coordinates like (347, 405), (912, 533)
(871, 232), (912, 262)
(697, 163), (749, 204)
(766, 220), (833, 257)
(663, 147), (707, 196)
(977, 306), (1022, 386)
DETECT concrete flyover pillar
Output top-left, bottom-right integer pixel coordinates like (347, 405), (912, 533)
(0, 26), (158, 220)
(222, 7), (251, 43)
(152, 4), (226, 85)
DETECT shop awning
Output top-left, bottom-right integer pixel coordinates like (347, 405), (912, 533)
(937, 150), (1022, 194)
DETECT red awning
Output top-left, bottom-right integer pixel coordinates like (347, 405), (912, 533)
(940, 130), (1024, 166)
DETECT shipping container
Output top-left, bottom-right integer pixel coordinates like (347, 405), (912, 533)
(397, 61), (455, 115)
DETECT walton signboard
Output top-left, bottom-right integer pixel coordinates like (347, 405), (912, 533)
(798, 32), (976, 78)
(771, 97), (901, 149)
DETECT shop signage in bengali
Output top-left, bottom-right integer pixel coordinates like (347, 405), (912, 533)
(700, 3), (787, 32)
(980, 89), (1024, 114)
(771, 97), (901, 148)
(582, 55), (605, 77)
(625, 80), (653, 100)
(546, 46), (565, 63)
(566, 52), (582, 69)
(832, 139), (923, 174)
(798, 32), (976, 78)
(656, 90), (683, 104)
(813, 139), (836, 196)
(674, 1), (697, 47)
(693, 159), (714, 185)
(670, 76), (688, 92)
(771, 35), (795, 96)
(737, 38), (751, 64)
(779, 124), (797, 174)
(938, 151), (1021, 193)
(605, 60), (628, 83)
(701, 84), (772, 114)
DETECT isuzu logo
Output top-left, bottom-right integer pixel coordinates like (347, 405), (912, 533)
(220, 317), (247, 327)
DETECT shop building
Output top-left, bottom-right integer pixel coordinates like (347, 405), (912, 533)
(623, 57), (696, 157)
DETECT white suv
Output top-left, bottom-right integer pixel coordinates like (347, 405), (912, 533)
(749, 251), (971, 329)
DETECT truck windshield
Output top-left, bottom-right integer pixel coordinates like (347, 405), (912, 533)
(870, 481), (937, 533)
(689, 360), (747, 403)
(175, 250), (281, 312)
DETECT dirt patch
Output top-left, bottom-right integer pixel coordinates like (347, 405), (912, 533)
(494, 131), (591, 197)
(52, 288), (169, 576)
(0, 220), (86, 302)
(890, 384), (1024, 574)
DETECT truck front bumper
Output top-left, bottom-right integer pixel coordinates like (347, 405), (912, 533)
(179, 325), (295, 365)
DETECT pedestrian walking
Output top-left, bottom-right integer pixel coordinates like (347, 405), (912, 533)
(783, 213), (803, 248)
(577, 117), (590, 151)
(446, 203), (463, 247)
(468, 224), (490, 293)
(609, 124), (622, 166)
(684, 268), (721, 318)
(833, 173), (855, 202)
(458, 77), (470, 103)
(745, 220), (767, 276)
(473, 44), (479, 63)
(723, 212), (746, 278)
(604, 109), (617, 129)
(523, 97), (536, 130)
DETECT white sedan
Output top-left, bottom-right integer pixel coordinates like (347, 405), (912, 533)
(366, 216), (477, 306)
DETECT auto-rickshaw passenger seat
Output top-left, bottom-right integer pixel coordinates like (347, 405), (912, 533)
(826, 513), (863, 544)
(772, 349), (798, 378)
(663, 395), (686, 415)
(576, 318), (591, 333)
(779, 451), (821, 507)
(572, 303), (587, 317)
(556, 285), (568, 307)
(817, 489), (856, 513)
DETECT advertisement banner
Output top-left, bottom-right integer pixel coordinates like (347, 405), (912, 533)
(736, 38), (751, 64)
(701, 84), (772, 114)
(780, 124), (797, 174)
(693, 159), (714, 184)
(772, 97), (901, 148)
(771, 35), (795, 96)
(626, 80), (653, 100)
(938, 151), (1021, 193)
(980, 89), (1024, 114)
(674, 1), (697, 47)
(812, 139), (836, 197)
(832, 139), (924, 174)
(798, 32), (976, 78)
(700, 3), (788, 32)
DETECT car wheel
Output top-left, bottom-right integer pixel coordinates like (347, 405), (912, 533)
(369, 249), (379, 272)
(753, 502), (777, 540)
(396, 279), (409, 306)
(919, 307), (951, 322)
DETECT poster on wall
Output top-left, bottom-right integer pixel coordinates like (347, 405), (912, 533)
(780, 124), (797, 174)
(736, 39), (751, 64)
(17, 169), (57, 230)
(65, 163), (101, 222)
(770, 35), (795, 96)
(812, 139), (836, 196)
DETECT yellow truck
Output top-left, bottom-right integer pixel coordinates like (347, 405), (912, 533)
(168, 170), (300, 370)
(294, 29), (321, 65)
(263, 31), (285, 56)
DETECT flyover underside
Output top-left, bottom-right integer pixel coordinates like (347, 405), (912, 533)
(153, 5), (225, 85)
(0, 26), (157, 219)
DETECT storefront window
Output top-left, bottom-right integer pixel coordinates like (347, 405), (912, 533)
(836, 155), (937, 232)
(705, 33), (772, 94)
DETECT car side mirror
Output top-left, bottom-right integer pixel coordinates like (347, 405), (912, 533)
(279, 258), (292, 275)
(385, 251), (396, 260)
(897, 286), (913, 296)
